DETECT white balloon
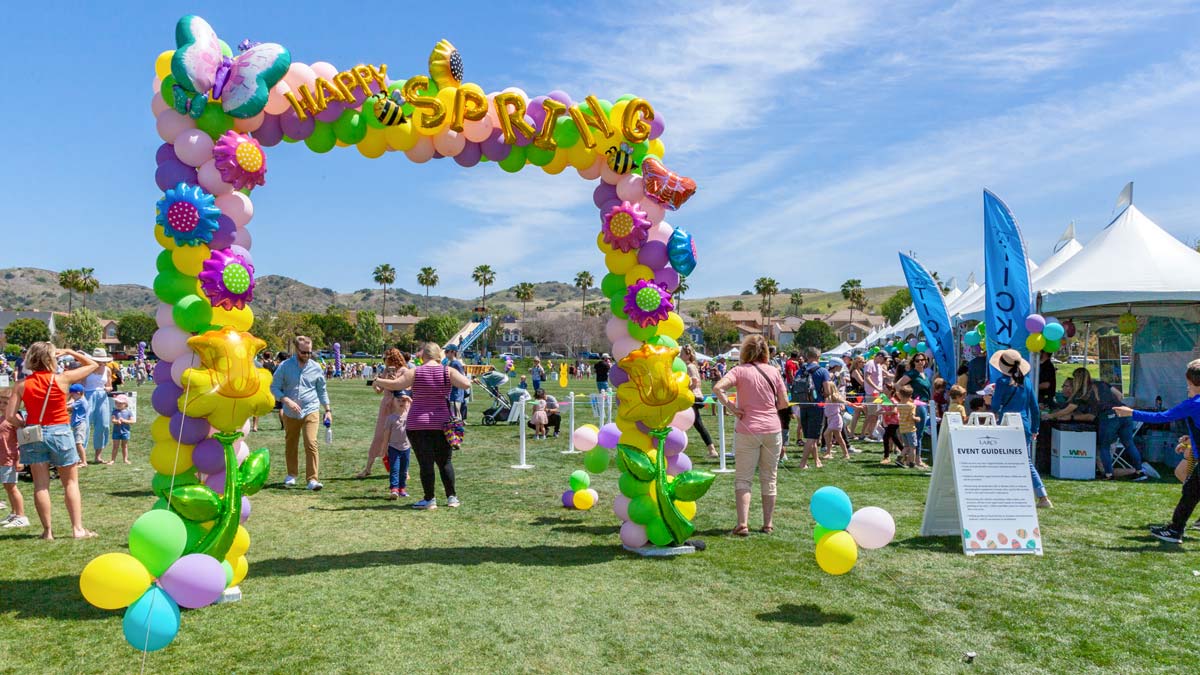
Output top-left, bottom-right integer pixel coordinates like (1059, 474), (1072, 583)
(846, 506), (896, 550)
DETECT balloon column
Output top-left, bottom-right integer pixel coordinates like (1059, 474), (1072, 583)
(1023, 314), (1065, 354)
(333, 342), (343, 378)
(809, 487), (896, 575)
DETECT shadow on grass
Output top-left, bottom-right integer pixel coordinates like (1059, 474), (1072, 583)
(253, 544), (624, 576)
(1100, 535), (1190, 553)
(108, 489), (154, 499)
(529, 515), (627, 536)
(894, 535), (962, 553)
(0, 575), (109, 620)
(756, 603), (854, 626)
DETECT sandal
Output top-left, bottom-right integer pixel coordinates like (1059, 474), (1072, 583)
(760, 525), (774, 534)
(73, 530), (98, 539)
(353, 470), (371, 479)
(729, 525), (750, 537)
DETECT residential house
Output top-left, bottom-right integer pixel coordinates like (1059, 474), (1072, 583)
(821, 309), (886, 344)
(100, 319), (122, 354)
(376, 315), (424, 336)
(775, 314), (826, 348)
(497, 321), (536, 357)
(715, 310), (776, 342)
(677, 312), (704, 348)
(0, 310), (60, 348)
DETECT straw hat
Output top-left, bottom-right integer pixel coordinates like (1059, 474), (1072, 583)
(91, 348), (113, 363)
(988, 349), (1030, 377)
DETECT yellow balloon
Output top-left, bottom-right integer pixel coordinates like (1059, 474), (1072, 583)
(357, 128), (388, 158)
(648, 138), (665, 159)
(656, 312), (685, 340)
(579, 424), (599, 434)
(335, 139), (350, 147)
(567, 142), (596, 170)
(150, 415), (174, 443)
(618, 430), (652, 453)
(815, 530), (859, 575)
(154, 225), (177, 251)
(228, 525), (251, 560)
(149, 441), (195, 475)
(543, 148), (570, 175)
(154, 50), (173, 80)
(625, 264), (654, 286)
(572, 489), (596, 510)
(605, 248), (637, 275)
(674, 500), (697, 520)
(609, 101), (629, 131)
(172, 244), (210, 277)
(384, 120), (419, 151)
(231, 555), (249, 586)
(211, 305), (254, 333)
(80, 553), (153, 610)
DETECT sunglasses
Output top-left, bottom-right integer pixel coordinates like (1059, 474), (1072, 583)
(298, 351), (313, 356)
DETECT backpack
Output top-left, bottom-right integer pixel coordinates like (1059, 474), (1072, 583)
(790, 365), (818, 404)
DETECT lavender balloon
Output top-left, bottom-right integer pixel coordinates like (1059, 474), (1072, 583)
(240, 496), (252, 524)
(253, 113), (284, 147)
(153, 360), (173, 384)
(638, 240), (669, 269)
(151, 381), (183, 417)
(593, 182), (619, 208)
(204, 471), (226, 495)
(315, 100), (346, 123)
(527, 96), (547, 130)
(654, 267), (680, 294)
(480, 130), (511, 161)
(208, 215), (237, 250)
(596, 423), (621, 450)
(333, 342), (343, 377)
(454, 141), (483, 168)
(158, 553), (226, 609)
(648, 113), (665, 140)
(192, 438), (225, 474)
(667, 452), (692, 476)
(169, 413), (210, 445)
(664, 427), (688, 456)
(279, 109), (315, 140)
(155, 159), (197, 191)
(547, 90), (573, 108)
(155, 143), (177, 166)
(561, 490), (575, 508)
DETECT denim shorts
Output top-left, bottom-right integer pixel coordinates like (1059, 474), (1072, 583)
(0, 465), (16, 484)
(901, 431), (918, 448)
(73, 422), (89, 446)
(112, 426), (131, 441)
(19, 424), (80, 468)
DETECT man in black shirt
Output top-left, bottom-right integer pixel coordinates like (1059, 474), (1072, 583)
(1037, 352), (1056, 407)
(594, 354), (611, 392)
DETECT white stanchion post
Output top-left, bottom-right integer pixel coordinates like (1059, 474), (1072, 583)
(714, 399), (733, 473)
(607, 389), (614, 424)
(512, 397), (533, 469)
(562, 391), (578, 454)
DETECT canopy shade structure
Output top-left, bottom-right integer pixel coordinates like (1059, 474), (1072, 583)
(956, 244), (1074, 322)
(1035, 204), (1200, 320)
(824, 341), (853, 357)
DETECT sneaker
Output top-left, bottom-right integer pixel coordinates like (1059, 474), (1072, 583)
(447, 496), (461, 508)
(388, 489), (400, 501)
(412, 499), (437, 510)
(1191, 520), (1200, 531)
(2, 514), (30, 528)
(307, 480), (323, 491)
(398, 488), (408, 498)
(1141, 463), (1161, 479)
(283, 475), (297, 487)
(0, 501), (5, 511)
(1131, 471), (1149, 482)
(1036, 496), (1053, 509)
(1149, 525), (1183, 544)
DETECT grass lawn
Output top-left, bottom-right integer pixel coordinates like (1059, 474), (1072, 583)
(1, 376), (1195, 673)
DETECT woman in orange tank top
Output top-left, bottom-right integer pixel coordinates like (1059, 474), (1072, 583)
(3, 342), (99, 540)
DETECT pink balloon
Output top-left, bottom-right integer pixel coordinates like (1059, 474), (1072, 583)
(170, 352), (197, 387)
(641, 199), (666, 224)
(310, 61), (339, 81)
(155, 303), (175, 329)
(282, 62), (317, 91)
(173, 129), (215, 167)
(215, 192), (254, 228)
(572, 425), (598, 452)
(235, 440), (250, 464)
(432, 129), (466, 156)
(233, 112), (265, 133)
(620, 520), (648, 548)
(232, 226), (253, 250)
(197, 160), (234, 195)
(648, 222), (673, 244)
(405, 136), (436, 163)
(612, 337), (639, 360)
(616, 173), (644, 202)
(671, 407), (695, 431)
(613, 494), (631, 521)
(265, 81), (293, 115)
(605, 317), (630, 343)
(578, 157), (604, 180)
(156, 109), (197, 143)
(600, 162), (623, 185)
(151, 91), (169, 116)
(152, 326), (191, 362)
(462, 116), (494, 143)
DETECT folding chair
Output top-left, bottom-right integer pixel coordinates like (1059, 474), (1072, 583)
(1109, 420), (1142, 472)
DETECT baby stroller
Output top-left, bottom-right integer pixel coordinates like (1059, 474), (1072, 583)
(478, 371), (527, 425)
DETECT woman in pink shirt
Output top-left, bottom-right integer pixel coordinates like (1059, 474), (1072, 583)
(713, 335), (789, 537)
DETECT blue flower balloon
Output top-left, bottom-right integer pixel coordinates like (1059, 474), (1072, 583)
(156, 182), (221, 247)
(667, 227), (697, 277)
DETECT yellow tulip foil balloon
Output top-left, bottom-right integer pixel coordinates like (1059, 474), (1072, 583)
(178, 327), (275, 432)
(616, 344), (693, 430)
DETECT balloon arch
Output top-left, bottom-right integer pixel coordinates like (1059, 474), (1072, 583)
(79, 15), (707, 652)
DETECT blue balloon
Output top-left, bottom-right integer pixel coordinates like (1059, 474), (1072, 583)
(1042, 322), (1065, 341)
(916, 341), (927, 353)
(964, 331), (981, 346)
(810, 486), (853, 530)
(123, 586), (180, 652)
(666, 227), (697, 277)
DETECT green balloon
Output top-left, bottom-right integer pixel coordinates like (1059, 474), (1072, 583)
(498, 144), (527, 173)
(646, 517), (673, 547)
(630, 141), (650, 165)
(152, 497), (169, 511)
(598, 99), (614, 117)
(221, 560), (234, 586)
(628, 495), (657, 525)
(155, 249), (177, 274)
(153, 269), (194, 304)
(526, 144), (554, 166)
(616, 94), (637, 103)
(218, 40), (233, 58)
(305, 121), (337, 153)
(184, 519), (208, 550)
(619, 471), (650, 498)
(648, 335), (678, 349)
(195, 104), (234, 140)
(610, 295), (628, 320)
(813, 524), (836, 543)
(600, 273), (626, 299)
(282, 135), (298, 143)
(173, 294), (213, 333)
(553, 117), (580, 148)
(128, 510), (188, 577)
(333, 108), (368, 144)
(151, 470), (197, 499)
(160, 75), (177, 106)
(568, 469), (590, 492)
(672, 357), (687, 373)
(627, 322), (656, 342)
(363, 97), (386, 129)
(583, 447), (609, 474)
(1044, 338), (1061, 354)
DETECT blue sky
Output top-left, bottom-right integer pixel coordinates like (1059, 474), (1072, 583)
(2, 1), (1199, 299)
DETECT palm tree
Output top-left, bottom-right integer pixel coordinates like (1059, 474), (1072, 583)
(58, 269), (81, 313)
(674, 277), (689, 310)
(472, 264), (496, 313)
(417, 266), (439, 313)
(574, 271), (594, 319)
(705, 300), (720, 315)
(514, 282), (535, 319)
(841, 278), (863, 327)
(373, 264), (396, 320)
(789, 291), (804, 316)
(753, 277), (779, 335)
(77, 268), (99, 306)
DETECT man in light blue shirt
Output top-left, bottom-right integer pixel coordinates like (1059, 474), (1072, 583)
(270, 336), (332, 491)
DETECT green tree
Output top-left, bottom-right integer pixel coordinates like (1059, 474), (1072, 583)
(880, 288), (912, 324)
(514, 282), (535, 319)
(372, 264), (396, 320)
(840, 279), (865, 328)
(794, 320), (837, 351)
(698, 313), (739, 351)
(396, 303), (419, 316)
(116, 313), (156, 350)
(58, 267), (99, 313)
(413, 315), (460, 345)
(705, 300), (720, 315)
(574, 271), (594, 318)
(674, 277), (689, 308)
(355, 310), (385, 354)
(754, 277), (779, 334)
(266, 312), (326, 354)
(732, 300), (744, 311)
(312, 308), (355, 348)
(472, 265), (496, 313)
(61, 308), (102, 351)
(417, 266), (439, 313)
(2, 317), (50, 347)
(789, 291), (804, 315)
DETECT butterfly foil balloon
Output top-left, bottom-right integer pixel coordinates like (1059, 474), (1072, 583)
(641, 157), (697, 211)
(170, 15), (291, 119)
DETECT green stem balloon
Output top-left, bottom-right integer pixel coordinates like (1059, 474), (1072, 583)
(651, 428), (693, 545)
(189, 431), (243, 560)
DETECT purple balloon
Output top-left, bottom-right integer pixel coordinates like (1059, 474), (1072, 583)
(151, 381), (183, 417)
(1025, 314), (1046, 333)
(192, 438), (225, 474)
(609, 364), (628, 387)
(253, 114), (284, 147)
(153, 360), (172, 384)
(593, 182), (619, 209)
(432, 150), (444, 159)
(204, 471), (226, 495)
(209, 214), (237, 250)
(315, 100), (346, 123)
(667, 451), (692, 476)
(664, 427), (688, 456)
(648, 113), (665, 140)
(596, 423), (621, 450)
(279, 109), (315, 140)
(240, 496), (252, 523)
(513, 115), (536, 147)
(638, 241), (669, 269)
(169, 413), (210, 445)
(561, 490), (575, 508)
(527, 97), (548, 130)
(155, 159), (198, 192)
(599, 199), (622, 216)
(547, 90), (573, 108)
(158, 553), (226, 608)
(620, 520), (648, 548)
(156, 143), (177, 166)
(454, 141), (482, 168)
(480, 129), (511, 161)
(654, 267), (680, 293)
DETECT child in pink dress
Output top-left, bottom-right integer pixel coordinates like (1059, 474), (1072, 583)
(822, 381), (851, 460)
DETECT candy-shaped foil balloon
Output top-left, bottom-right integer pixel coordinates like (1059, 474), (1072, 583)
(641, 157), (696, 211)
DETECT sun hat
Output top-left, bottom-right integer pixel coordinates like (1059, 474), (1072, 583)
(977, 383), (996, 397)
(91, 348), (113, 363)
(988, 349), (1030, 377)
(113, 394), (129, 405)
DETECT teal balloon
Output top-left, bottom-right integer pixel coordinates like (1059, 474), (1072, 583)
(1043, 322), (1065, 341)
(600, 273), (626, 299)
(568, 470), (590, 492)
(333, 109), (367, 145)
(583, 447), (609, 474)
(173, 294), (213, 333)
(810, 486), (853, 530)
(305, 121), (337, 153)
(628, 495), (657, 525)
(964, 331), (981, 346)
(128, 511), (188, 577)
(122, 586), (180, 652)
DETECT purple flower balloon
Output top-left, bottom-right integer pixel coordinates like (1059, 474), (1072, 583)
(279, 109), (315, 140)
(155, 159), (198, 192)
(609, 364), (628, 387)
(253, 114), (284, 147)
(192, 438), (225, 474)
(158, 553), (226, 609)
(156, 143), (178, 166)
(169, 413), (210, 445)
(151, 381), (183, 417)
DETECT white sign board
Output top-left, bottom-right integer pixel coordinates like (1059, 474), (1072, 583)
(921, 412), (1043, 555)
